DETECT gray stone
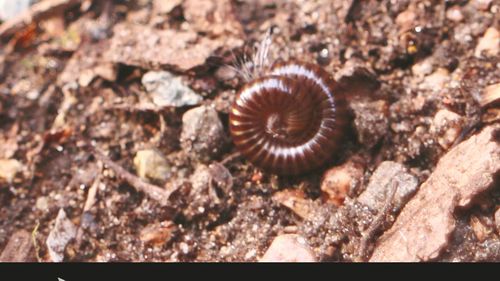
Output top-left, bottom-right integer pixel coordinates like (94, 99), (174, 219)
(141, 71), (202, 107)
(0, 0), (32, 21)
(358, 161), (419, 213)
(351, 99), (389, 148)
(46, 209), (77, 262)
(180, 163), (233, 223)
(180, 105), (225, 162)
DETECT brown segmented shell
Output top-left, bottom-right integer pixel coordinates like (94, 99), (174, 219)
(229, 61), (349, 175)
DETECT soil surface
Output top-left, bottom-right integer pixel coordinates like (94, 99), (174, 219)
(0, 0), (499, 262)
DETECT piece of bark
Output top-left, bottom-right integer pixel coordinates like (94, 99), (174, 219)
(370, 125), (500, 262)
(0, 230), (34, 262)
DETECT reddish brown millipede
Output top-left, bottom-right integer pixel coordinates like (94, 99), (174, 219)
(229, 61), (349, 175)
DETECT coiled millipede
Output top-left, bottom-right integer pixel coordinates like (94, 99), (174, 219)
(229, 61), (349, 175)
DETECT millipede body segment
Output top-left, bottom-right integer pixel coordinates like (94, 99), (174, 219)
(229, 61), (349, 175)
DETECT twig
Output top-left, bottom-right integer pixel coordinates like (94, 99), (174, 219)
(151, 113), (167, 147)
(355, 182), (399, 262)
(102, 103), (166, 113)
(31, 220), (42, 262)
(75, 170), (101, 248)
(92, 147), (176, 207)
(219, 151), (242, 166)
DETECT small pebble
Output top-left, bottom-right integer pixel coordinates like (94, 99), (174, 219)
(260, 234), (317, 262)
(142, 71), (203, 107)
(431, 109), (464, 149)
(445, 6), (464, 22)
(321, 159), (365, 206)
(180, 164), (233, 222)
(0, 159), (23, 183)
(475, 27), (499, 58)
(419, 68), (450, 91)
(36, 196), (50, 211)
(351, 99), (389, 148)
(357, 161), (419, 213)
(411, 57), (434, 78)
(133, 149), (170, 182)
(180, 105), (226, 162)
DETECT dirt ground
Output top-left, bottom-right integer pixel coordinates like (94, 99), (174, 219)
(0, 0), (499, 262)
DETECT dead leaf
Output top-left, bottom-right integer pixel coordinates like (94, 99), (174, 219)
(272, 189), (314, 219)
